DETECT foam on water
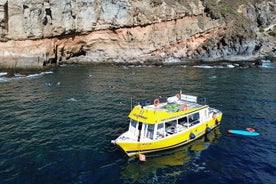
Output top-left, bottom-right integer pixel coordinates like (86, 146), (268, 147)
(226, 64), (235, 68)
(0, 71), (53, 83)
(193, 65), (239, 69)
(26, 71), (53, 78)
(193, 65), (214, 69)
(0, 72), (8, 76)
(260, 60), (275, 68)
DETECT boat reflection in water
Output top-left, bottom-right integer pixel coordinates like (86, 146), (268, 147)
(120, 127), (222, 183)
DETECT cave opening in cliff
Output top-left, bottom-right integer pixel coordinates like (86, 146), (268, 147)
(71, 50), (86, 58)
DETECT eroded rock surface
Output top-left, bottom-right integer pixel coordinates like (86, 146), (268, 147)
(0, 0), (275, 68)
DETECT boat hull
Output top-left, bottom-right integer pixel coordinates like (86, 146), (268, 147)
(116, 113), (222, 157)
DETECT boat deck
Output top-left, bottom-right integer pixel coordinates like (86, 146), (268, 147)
(144, 98), (203, 112)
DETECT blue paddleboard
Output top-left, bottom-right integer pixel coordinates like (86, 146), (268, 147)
(227, 130), (260, 136)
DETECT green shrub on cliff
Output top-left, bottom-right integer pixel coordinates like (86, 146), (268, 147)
(268, 32), (276, 37)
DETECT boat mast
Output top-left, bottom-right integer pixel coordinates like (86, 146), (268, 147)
(131, 97), (133, 110)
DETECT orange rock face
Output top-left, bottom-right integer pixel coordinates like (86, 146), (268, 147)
(0, 0), (208, 68)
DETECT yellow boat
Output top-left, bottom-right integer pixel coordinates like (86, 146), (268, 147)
(111, 92), (222, 157)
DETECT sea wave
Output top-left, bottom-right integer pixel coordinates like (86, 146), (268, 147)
(193, 65), (226, 69)
(260, 60), (275, 68)
(193, 65), (214, 69)
(0, 72), (8, 76)
(26, 71), (53, 78)
(0, 71), (53, 83)
(193, 64), (252, 69)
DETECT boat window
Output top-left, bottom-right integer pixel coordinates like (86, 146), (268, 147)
(156, 123), (165, 139)
(146, 124), (155, 140)
(178, 116), (188, 126)
(188, 112), (200, 126)
(165, 120), (177, 135)
(138, 122), (143, 142)
(129, 119), (137, 134)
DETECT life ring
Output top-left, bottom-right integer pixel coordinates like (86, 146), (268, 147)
(154, 98), (160, 107)
(246, 128), (255, 132)
(182, 104), (188, 111)
(176, 93), (181, 100)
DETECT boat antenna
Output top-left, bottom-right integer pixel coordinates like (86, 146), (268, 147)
(131, 97), (133, 110)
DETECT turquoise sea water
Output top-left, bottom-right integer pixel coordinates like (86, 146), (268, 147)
(0, 63), (275, 183)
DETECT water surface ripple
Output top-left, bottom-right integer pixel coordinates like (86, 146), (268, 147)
(0, 64), (275, 183)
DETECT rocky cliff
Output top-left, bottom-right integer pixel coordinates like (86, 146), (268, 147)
(0, 0), (275, 68)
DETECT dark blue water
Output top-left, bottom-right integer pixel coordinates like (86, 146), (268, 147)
(0, 63), (275, 184)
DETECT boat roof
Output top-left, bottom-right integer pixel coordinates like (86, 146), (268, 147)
(128, 94), (208, 124)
